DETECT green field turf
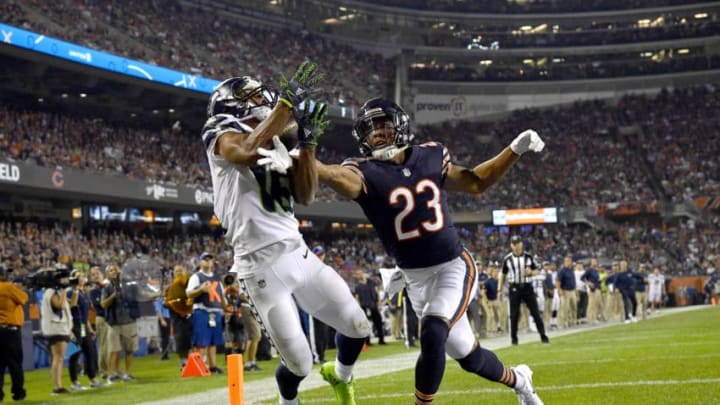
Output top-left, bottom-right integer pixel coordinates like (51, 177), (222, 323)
(293, 307), (720, 404)
(12, 307), (720, 404)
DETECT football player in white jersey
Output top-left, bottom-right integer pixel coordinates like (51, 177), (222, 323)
(201, 61), (369, 405)
(647, 266), (666, 314)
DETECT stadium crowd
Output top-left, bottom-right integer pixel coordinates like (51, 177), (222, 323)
(1, 217), (716, 283)
(430, 16), (720, 49)
(0, 0), (393, 107)
(2, 86), (719, 209)
(353, 0), (715, 13)
(410, 53), (720, 82)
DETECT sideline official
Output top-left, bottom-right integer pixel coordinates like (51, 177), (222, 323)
(498, 236), (549, 345)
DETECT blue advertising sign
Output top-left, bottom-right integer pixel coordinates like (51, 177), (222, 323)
(0, 22), (220, 93)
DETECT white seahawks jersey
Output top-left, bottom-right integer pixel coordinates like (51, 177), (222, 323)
(648, 273), (665, 293)
(201, 114), (301, 258)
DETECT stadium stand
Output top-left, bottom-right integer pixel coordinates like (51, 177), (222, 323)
(347, 0), (717, 13)
(0, 0), (394, 107)
(3, 86), (717, 209)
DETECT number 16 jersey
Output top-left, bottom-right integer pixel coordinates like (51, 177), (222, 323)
(201, 114), (300, 258)
(343, 142), (462, 269)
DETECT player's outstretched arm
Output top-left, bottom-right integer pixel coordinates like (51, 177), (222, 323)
(216, 105), (293, 166)
(316, 161), (364, 200)
(290, 100), (329, 205)
(445, 129), (544, 194)
(216, 60), (323, 166)
(291, 147), (319, 205)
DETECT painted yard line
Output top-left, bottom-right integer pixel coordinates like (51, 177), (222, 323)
(529, 352), (720, 367)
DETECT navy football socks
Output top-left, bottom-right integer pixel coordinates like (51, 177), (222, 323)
(335, 333), (366, 366)
(275, 362), (305, 401)
(415, 317), (450, 403)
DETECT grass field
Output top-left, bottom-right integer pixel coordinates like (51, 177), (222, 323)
(13, 306), (720, 404)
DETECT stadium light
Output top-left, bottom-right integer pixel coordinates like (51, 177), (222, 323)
(694, 13), (708, 19)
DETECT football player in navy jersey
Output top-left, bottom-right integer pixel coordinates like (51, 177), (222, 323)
(314, 98), (546, 405)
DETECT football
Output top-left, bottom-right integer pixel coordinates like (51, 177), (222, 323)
(279, 121), (299, 150)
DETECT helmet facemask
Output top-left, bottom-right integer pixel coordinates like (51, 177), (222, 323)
(352, 100), (413, 160)
(207, 77), (277, 121)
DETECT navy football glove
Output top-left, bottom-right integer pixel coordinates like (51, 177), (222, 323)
(296, 100), (329, 149)
(277, 60), (324, 112)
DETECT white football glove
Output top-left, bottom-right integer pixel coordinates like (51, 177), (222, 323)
(510, 129), (545, 155)
(257, 135), (292, 174)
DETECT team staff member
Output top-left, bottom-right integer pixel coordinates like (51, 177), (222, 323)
(164, 264), (193, 370)
(353, 269), (385, 346)
(555, 256), (577, 329)
(483, 265), (502, 335)
(634, 265), (648, 320)
(0, 265), (27, 401)
(612, 260), (638, 323)
(186, 253), (226, 374)
(498, 236), (549, 345)
(581, 258), (602, 324)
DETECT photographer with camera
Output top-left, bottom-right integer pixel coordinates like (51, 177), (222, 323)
(39, 266), (73, 395)
(67, 270), (103, 389)
(0, 264), (28, 402)
(89, 266), (110, 380)
(222, 275), (246, 358)
(101, 264), (140, 382)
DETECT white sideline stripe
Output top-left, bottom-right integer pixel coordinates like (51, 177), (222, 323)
(301, 378), (720, 403)
(140, 305), (712, 405)
(531, 352), (720, 367)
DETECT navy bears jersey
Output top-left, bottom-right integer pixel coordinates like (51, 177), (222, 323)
(343, 142), (462, 268)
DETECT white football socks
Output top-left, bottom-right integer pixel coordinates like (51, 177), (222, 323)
(335, 362), (354, 383)
(513, 368), (527, 390)
(278, 396), (299, 405)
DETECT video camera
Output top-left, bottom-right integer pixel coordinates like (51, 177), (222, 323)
(25, 264), (75, 290)
(223, 273), (237, 287)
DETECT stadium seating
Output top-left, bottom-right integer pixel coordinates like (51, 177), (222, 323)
(0, 0), (393, 108)
(347, 0), (715, 13)
(2, 85), (719, 209)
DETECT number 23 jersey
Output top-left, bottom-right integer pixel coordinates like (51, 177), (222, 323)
(344, 142), (462, 269)
(202, 114), (300, 256)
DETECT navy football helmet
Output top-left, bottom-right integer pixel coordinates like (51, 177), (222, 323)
(352, 98), (413, 159)
(207, 76), (277, 121)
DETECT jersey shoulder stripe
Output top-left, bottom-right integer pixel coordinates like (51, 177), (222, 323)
(201, 114), (253, 150)
(340, 158), (367, 193)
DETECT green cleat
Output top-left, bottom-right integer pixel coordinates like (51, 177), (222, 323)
(319, 362), (357, 405)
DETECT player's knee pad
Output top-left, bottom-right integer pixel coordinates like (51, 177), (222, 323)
(445, 318), (476, 359)
(420, 316), (449, 355)
(338, 304), (372, 339)
(277, 337), (313, 377)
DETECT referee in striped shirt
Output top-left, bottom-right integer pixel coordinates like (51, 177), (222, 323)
(498, 235), (550, 345)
